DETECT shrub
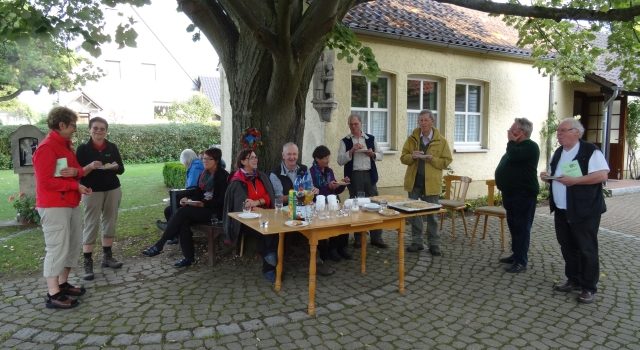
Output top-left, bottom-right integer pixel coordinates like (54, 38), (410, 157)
(8, 192), (40, 224)
(0, 123), (220, 170)
(163, 162), (187, 188)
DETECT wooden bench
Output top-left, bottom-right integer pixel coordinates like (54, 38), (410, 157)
(191, 223), (225, 266)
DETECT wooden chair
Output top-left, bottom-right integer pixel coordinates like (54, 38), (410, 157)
(470, 179), (507, 251)
(439, 175), (472, 240)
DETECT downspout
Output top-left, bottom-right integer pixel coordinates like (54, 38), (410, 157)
(546, 75), (555, 167)
(602, 86), (619, 170)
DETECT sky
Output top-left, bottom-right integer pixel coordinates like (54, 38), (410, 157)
(128, 0), (220, 78)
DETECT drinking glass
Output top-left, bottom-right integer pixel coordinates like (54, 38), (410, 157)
(357, 191), (366, 199)
(243, 200), (252, 214)
(379, 199), (388, 210)
(343, 201), (352, 216)
(274, 198), (284, 212)
(259, 214), (269, 229)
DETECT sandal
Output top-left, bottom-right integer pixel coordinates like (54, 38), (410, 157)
(142, 246), (162, 257)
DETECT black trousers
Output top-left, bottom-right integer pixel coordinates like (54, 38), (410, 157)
(554, 209), (601, 293)
(503, 191), (537, 266)
(154, 206), (213, 260)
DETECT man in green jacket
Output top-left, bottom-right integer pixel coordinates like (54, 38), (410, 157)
(495, 117), (540, 273)
(400, 110), (452, 256)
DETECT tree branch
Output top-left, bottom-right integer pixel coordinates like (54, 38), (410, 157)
(291, 0), (349, 59)
(217, 0), (279, 53)
(178, 0), (238, 62)
(0, 88), (24, 102)
(434, 0), (640, 22)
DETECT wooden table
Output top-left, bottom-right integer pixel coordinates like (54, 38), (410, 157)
(229, 206), (440, 316)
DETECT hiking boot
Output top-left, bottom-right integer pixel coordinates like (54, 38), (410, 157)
(45, 292), (79, 309)
(102, 252), (123, 269)
(83, 256), (94, 281)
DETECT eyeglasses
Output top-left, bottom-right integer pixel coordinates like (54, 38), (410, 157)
(202, 157), (214, 161)
(91, 127), (106, 132)
(246, 155), (258, 160)
(557, 127), (577, 133)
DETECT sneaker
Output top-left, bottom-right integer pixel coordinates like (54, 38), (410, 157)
(407, 243), (424, 252)
(429, 246), (442, 256)
(142, 246), (162, 257)
(59, 282), (86, 297)
(505, 263), (527, 273)
(577, 290), (596, 304)
(156, 220), (167, 231)
(174, 258), (194, 268)
(317, 262), (335, 276)
(554, 281), (581, 293)
(102, 253), (123, 269)
(263, 270), (276, 283)
(45, 292), (79, 309)
(264, 252), (277, 267)
(83, 256), (94, 281)
(499, 255), (514, 264)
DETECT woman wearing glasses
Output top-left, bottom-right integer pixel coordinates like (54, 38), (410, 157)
(142, 148), (229, 267)
(76, 117), (125, 281)
(223, 149), (278, 282)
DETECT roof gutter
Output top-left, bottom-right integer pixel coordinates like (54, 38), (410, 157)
(602, 85), (619, 170)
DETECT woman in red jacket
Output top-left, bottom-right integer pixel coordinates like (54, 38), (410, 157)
(33, 107), (93, 309)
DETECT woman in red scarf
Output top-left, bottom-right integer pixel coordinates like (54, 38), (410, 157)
(223, 149), (277, 282)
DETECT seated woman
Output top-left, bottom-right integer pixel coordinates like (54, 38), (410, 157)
(156, 148), (204, 232)
(143, 148), (229, 267)
(223, 149), (277, 282)
(310, 145), (352, 261)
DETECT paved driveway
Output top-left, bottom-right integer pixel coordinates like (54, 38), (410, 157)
(1, 193), (639, 349)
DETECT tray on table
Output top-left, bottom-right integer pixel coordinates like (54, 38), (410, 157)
(388, 200), (442, 213)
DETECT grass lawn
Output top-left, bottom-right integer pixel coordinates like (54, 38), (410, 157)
(0, 163), (168, 278)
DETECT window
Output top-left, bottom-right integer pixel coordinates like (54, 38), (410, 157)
(454, 82), (483, 149)
(407, 78), (439, 135)
(351, 74), (390, 147)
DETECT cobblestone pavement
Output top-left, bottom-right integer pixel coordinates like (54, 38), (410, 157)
(1, 193), (639, 349)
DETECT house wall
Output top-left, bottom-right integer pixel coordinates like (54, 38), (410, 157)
(322, 36), (551, 197)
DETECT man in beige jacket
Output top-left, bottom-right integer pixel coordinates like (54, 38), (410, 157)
(400, 110), (452, 256)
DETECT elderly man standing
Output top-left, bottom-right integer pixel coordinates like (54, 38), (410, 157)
(495, 118), (540, 273)
(542, 118), (609, 304)
(337, 114), (386, 248)
(400, 110), (452, 256)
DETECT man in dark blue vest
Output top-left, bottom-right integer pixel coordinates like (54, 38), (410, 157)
(337, 114), (387, 249)
(541, 118), (609, 304)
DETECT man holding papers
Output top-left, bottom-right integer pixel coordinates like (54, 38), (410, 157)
(541, 118), (609, 304)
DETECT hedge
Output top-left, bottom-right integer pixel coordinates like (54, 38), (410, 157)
(163, 162), (187, 189)
(0, 123), (220, 170)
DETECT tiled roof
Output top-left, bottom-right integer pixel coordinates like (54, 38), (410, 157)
(344, 0), (530, 57)
(590, 31), (623, 88)
(198, 76), (221, 109)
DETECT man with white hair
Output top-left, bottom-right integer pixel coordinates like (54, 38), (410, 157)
(541, 117), (609, 304)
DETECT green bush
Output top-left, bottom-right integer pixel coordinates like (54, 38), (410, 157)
(163, 162), (187, 188)
(0, 123), (220, 170)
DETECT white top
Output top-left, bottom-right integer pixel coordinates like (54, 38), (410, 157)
(552, 142), (609, 209)
(337, 133), (383, 170)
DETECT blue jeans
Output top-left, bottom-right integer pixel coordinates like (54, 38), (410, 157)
(502, 191), (536, 266)
(407, 189), (440, 247)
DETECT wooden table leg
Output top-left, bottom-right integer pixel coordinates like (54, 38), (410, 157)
(398, 219), (405, 294)
(360, 231), (367, 275)
(308, 233), (318, 316)
(275, 232), (285, 292)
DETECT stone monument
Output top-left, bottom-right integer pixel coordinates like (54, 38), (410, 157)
(312, 50), (338, 122)
(10, 125), (45, 197)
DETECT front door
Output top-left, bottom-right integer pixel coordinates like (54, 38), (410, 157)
(574, 94), (626, 179)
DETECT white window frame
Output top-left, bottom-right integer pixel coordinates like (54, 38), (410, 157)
(454, 81), (484, 150)
(406, 77), (440, 136)
(350, 73), (391, 149)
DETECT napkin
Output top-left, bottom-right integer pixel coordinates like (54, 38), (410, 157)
(315, 195), (326, 210)
(327, 195), (338, 211)
(344, 198), (371, 207)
